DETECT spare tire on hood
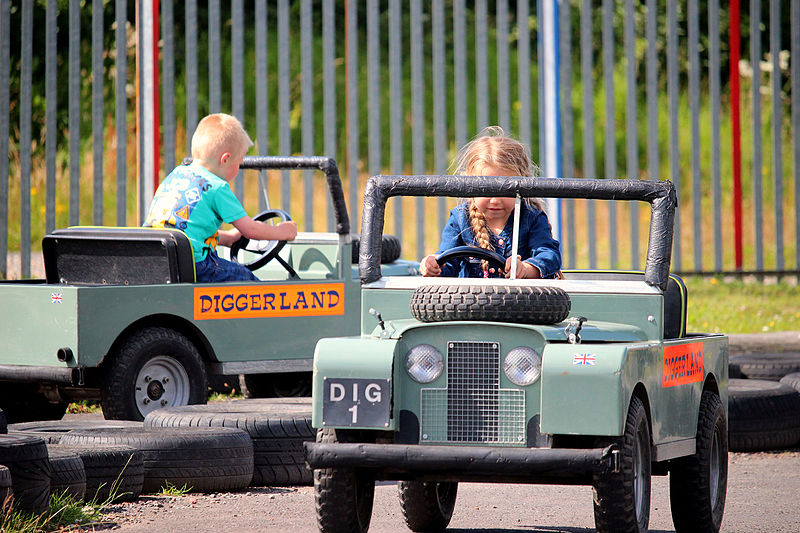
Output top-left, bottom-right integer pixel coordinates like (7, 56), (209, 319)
(410, 284), (571, 325)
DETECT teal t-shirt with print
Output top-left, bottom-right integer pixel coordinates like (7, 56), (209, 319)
(144, 164), (247, 262)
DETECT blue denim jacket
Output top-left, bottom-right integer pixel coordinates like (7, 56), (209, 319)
(436, 202), (562, 278)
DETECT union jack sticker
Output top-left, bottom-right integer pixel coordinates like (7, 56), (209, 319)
(572, 353), (596, 366)
(50, 292), (63, 304)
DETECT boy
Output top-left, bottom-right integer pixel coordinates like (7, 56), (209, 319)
(144, 113), (297, 282)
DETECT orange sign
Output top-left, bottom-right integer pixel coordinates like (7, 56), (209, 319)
(193, 283), (345, 320)
(662, 342), (704, 388)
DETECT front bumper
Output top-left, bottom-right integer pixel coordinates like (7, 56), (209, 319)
(305, 442), (619, 484)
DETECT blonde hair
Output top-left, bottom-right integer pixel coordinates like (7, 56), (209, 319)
(191, 113), (253, 163)
(453, 126), (544, 271)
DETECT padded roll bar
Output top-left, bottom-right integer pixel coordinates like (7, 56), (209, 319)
(359, 175), (677, 290)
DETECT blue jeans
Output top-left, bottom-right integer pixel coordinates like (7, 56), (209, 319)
(195, 250), (259, 283)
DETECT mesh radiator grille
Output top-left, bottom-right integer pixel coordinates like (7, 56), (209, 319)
(421, 341), (525, 445)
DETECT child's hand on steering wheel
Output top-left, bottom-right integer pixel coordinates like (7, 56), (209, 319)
(420, 254), (442, 277)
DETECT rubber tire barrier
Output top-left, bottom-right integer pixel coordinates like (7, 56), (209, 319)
(728, 378), (800, 452)
(728, 352), (800, 381)
(314, 428), (375, 533)
(0, 434), (51, 513)
(669, 391), (728, 533)
(60, 427), (253, 494)
(144, 398), (313, 486)
(410, 284), (571, 325)
(398, 480), (458, 532)
(53, 444), (144, 503)
(0, 465), (12, 506)
(9, 419), (143, 444)
(780, 372), (800, 393)
(351, 233), (402, 264)
(45, 446), (86, 501)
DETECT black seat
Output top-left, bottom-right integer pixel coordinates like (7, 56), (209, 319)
(561, 270), (687, 339)
(42, 227), (196, 285)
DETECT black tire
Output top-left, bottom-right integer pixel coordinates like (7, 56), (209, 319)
(728, 378), (800, 451)
(101, 327), (208, 421)
(239, 372), (312, 399)
(669, 391), (728, 533)
(410, 284), (571, 325)
(9, 419), (143, 444)
(351, 233), (402, 264)
(729, 352), (800, 381)
(593, 395), (651, 533)
(45, 446), (87, 501)
(0, 465), (13, 507)
(59, 426), (253, 493)
(780, 372), (800, 392)
(0, 383), (67, 424)
(398, 480), (458, 532)
(314, 428), (375, 533)
(143, 398), (314, 486)
(53, 444), (144, 503)
(0, 434), (51, 513)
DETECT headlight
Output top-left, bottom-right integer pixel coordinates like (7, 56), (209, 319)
(405, 344), (444, 384)
(504, 346), (542, 386)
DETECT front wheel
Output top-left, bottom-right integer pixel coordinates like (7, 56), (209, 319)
(398, 480), (458, 532)
(669, 390), (728, 533)
(314, 428), (375, 533)
(101, 327), (207, 421)
(593, 395), (651, 533)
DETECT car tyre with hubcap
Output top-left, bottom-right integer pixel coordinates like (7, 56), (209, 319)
(593, 395), (651, 533)
(669, 390), (728, 533)
(101, 327), (207, 421)
(398, 480), (458, 532)
(314, 428), (375, 533)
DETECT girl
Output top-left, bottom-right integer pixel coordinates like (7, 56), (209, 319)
(419, 127), (562, 279)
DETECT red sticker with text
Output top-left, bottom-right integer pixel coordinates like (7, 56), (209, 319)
(662, 342), (704, 388)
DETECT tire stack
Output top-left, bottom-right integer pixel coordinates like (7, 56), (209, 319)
(727, 337), (800, 452)
(143, 398), (314, 486)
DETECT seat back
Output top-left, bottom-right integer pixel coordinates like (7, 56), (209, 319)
(42, 227), (195, 285)
(561, 270), (687, 339)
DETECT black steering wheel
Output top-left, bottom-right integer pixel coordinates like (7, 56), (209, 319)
(435, 246), (507, 271)
(229, 209), (295, 274)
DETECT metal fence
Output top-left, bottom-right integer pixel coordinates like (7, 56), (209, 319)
(2, 0), (798, 279)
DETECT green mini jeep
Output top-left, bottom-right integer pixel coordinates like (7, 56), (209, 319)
(305, 175), (728, 533)
(0, 157), (417, 422)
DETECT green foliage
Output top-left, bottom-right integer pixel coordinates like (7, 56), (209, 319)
(159, 481), (192, 497)
(66, 401), (102, 414)
(685, 276), (800, 334)
(0, 488), (108, 532)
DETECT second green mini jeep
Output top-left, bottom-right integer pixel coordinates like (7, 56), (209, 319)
(305, 175), (728, 533)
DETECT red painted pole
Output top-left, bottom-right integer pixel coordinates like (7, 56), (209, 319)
(729, 0), (743, 270)
(152, 0), (161, 189)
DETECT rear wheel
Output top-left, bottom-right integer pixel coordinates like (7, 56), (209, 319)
(398, 480), (458, 532)
(593, 395), (651, 533)
(314, 428), (375, 533)
(101, 327), (207, 421)
(669, 390), (728, 533)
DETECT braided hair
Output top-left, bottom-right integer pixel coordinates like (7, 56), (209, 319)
(453, 126), (544, 272)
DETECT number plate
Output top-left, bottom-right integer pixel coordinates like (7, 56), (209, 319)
(322, 378), (391, 427)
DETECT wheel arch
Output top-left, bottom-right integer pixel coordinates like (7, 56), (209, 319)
(631, 382), (654, 444)
(100, 314), (217, 369)
(703, 373), (720, 397)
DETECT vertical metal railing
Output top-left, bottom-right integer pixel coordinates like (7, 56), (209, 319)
(2, 1), (799, 280)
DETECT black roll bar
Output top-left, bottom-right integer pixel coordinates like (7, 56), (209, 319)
(239, 156), (350, 236)
(359, 175), (677, 290)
